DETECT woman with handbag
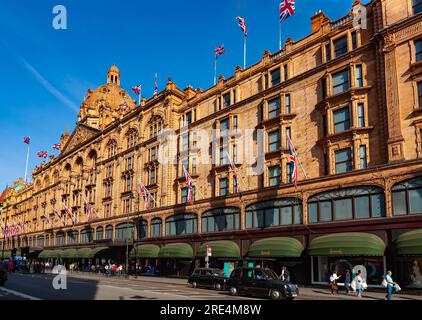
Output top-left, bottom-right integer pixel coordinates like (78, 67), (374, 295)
(384, 270), (397, 300)
(355, 270), (364, 298)
(329, 271), (340, 295)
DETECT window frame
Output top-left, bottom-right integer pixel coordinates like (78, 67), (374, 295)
(332, 69), (350, 95)
(335, 148), (353, 174)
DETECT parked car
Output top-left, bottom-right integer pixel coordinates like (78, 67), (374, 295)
(226, 267), (299, 300)
(0, 261), (7, 286)
(188, 268), (228, 290)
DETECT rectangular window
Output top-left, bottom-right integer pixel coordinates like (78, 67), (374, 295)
(320, 201), (332, 221)
(126, 157), (133, 170)
(192, 131), (197, 147)
(223, 93), (231, 108)
(269, 166), (281, 186)
(352, 31), (358, 50)
(150, 168), (156, 184)
(334, 107), (351, 133)
(286, 163), (292, 183)
(356, 64), (363, 87)
(182, 134), (189, 152)
(233, 144), (238, 164)
(414, 0), (422, 15)
(126, 175), (132, 191)
(219, 178), (228, 196)
(322, 77), (327, 99)
(286, 127), (291, 149)
(358, 103), (365, 127)
(334, 198), (353, 220)
(181, 187), (189, 203)
(323, 114), (328, 136)
(416, 40), (422, 62)
(220, 147), (228, 165)
(185, 111), (192, 125)
(192, 158), (197, 175)
(418, 82), (422, 108)
(220, 118), (230, 132)
(360, 145), (367, 169)
(233, 115), (238, 129)
(151, 146), (157, 161)
(325, 43), (331, 62)
(335, 148), (353, 173)
(285, 94), (291, 114)
(332, 69), (349, 95)
(268, 98), (280, 119)
(271, 69), (281, 87)
(333, 36), (348, 58)
(283, 64), (288, 81)
(268, 130), (281, 152)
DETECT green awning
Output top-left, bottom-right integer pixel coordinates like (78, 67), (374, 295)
(130, 244), (160, 258)
(158, 243), (193, 259)
(308, 232), (386, 256)
(61, 248), (77, 259)
(247, 237), (304, 258)
(90, 247), (110, 257)
(395, 229), (422, 255)
(1, 251), (11, 259)
(197, 241), (240, 258)
(39, 250), (54, 259)
(75, 248), (93, 259)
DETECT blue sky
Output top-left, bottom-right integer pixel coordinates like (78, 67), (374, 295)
(0, 0), (364, 188)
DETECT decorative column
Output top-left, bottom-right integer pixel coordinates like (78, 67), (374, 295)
(383, 33), (405, 162)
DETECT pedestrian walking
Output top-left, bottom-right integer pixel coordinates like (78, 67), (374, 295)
(329, 271), (340, 295)
(344, 269), (352, 294)
(280, 266), (290, 282)
(383, 271), (398, 301)
(354, 270), (365, 298)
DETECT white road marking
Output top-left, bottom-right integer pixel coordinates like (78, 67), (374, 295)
(0, 287), (42, 300)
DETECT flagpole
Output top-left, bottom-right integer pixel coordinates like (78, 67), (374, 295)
(214, 55), (217, 85)
(279, 20), (282, 51)
(243, 35), (247, 70)
(24, 143), (30, 183)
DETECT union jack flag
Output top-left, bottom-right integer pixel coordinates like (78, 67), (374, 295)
(37, 151), (48, 158)
(84, 199), (92, 222)
(182, 165), (194, 204)
(279, 0), (296, 22)
(227, 152), (240, 193)
(131, 84), (141, 96)
(153, 73), (158, 95)
(215, 45), (227, 59)
(62, 203), (75, 225)
(52, 143), (61, 150)
(236, 16), (247, 37)
(23, 136), (30, 144)
(287, 134), (298, 187)
(139, 182), (151, 209)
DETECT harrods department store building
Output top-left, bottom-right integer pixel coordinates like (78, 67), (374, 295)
(2, 0), (422, 287)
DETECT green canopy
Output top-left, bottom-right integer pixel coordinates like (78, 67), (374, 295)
(247, 237), (304, 258)
(158, 243), (193, 259)
(395, 229), (422, 255)
(39, 250), (55, 259)
(75, 248), (93, 259)
(1, 250), (11, 259)
(130, 244), (160, 258)
(61, 248), (77, 259)
(90, 247), (110, 258)
(197, 241), (240, 258)
(308, 232), (386, 256)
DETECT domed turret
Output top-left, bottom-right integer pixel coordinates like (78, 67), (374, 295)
(107, 64), (120, 85)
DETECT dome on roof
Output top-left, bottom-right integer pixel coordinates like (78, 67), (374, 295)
(108, 64), (120, 74)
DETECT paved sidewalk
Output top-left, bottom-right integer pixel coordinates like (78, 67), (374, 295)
(44, 271), (422, 300)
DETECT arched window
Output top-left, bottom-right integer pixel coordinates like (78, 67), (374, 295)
(56, 232), (65, 246)
(80, 228), (93, 243)
(137, 220), (148, 239)
(107, 140), (118, 158)
(53, 171), (60, 184)
(308, 186), (385, 223)
(67, 230), (79, 245)
(96, 226), (104, 241)
(151, 218), (162, 238)
(105, 225), (113, 240)
(43, 176), (50, 189)
(165, 213), (197, 236)
(127, 129), (138, 149)
(115, 223), (134, 240)
(392, 177), (422, 215)
(34, 180), (41, 192)
(246, 198), (302, 229)
(202, 207), (240, 233)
